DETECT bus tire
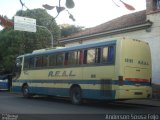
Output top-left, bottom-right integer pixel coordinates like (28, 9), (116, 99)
(22, 85), (32, 98)
(70, 86), (82, 105)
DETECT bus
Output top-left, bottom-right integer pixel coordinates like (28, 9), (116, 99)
(0, 74), (12, 91)
(12, 37), (152, 104)
(0, 75), (8, 90)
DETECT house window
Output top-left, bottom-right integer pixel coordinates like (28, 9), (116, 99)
(154, 0), (160, 10)
(156, 0), (160, 9)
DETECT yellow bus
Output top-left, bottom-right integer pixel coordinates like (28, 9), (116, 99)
(12, 37), (152, 104)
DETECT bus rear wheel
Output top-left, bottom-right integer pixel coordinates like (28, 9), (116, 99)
(70, 86), (82, 105)
(22, 85), (32, 98)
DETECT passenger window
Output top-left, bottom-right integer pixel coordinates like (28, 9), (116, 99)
(35, 56), (43, 67)
(29, 57), (35, 68)
(24, 57), (30, 69)
(83, 48), (101, 64)
(49, 54), (56, 66)
(108, 46), (114, 62)
(68, 51), (79, 65)
(102, 46), (115, 63)
(87, 49), (96, 64)
(64, 52), (68, 65)
(83, 50), (87, 64)
(42, 56), (48, 67)
(56, 53), (64, 66)
(95, 48), (101, 63)
(49, 53), (64, 66)
(102, 47), (109, 63)
(79, 50), (83, 64)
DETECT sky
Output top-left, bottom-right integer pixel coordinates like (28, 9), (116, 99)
(0, 0), (146, 29)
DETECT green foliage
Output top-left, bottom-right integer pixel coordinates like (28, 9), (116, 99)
(0, 8), (61, 73)
(0, 29), (22, 73)
(65, 0), (75, 9)
(60, 24), (84, 38)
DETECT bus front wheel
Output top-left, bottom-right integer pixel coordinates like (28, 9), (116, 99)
(22, 85), (31, 98)
(70, 86), (82, 105)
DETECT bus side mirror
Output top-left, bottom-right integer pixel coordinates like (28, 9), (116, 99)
(16, 58), (22, 68)
(16, 62), (22, 68)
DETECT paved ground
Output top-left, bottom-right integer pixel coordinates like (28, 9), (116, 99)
(0, 92), (160, 120)
(118, 99), (160, 107)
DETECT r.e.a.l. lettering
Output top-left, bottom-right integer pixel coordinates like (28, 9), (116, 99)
(48, 70), (76, 77)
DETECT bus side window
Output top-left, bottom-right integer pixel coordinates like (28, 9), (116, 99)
(35, 56), (42, 68)
(87, 49), (96, 64)
(24, 57), (29, 69)
(68, 51), (79, 65)
(77, 51), (80, 65)
(29, 57), (35, 68)
(108, 46), (115, 63)
(83, 50), (87, 64)
(49, 54), (56, 67)
(95, 48), (101, 63)
(42, 56), (48, 67)
(56, 53), (64, 66)
(79, 50), (83, 64)
(102, 47), (108, 63)
(64, 52), (68, 65)
(102, 46), (115, 63)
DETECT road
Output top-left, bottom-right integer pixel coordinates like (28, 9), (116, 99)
(0, 92), (160, 120)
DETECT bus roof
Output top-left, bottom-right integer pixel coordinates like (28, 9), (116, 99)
(23, 39), (117, 57)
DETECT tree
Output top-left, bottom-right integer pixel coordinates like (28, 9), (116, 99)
(0, 29), (23, 73)
(60, 24), (84, 37)
(0, 8), (61, 73)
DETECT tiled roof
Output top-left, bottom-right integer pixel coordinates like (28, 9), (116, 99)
(61, 10), (147, 41)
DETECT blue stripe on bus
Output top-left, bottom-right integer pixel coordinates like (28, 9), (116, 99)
(0, 82), (8, 89)
(12, 79), (151, 86)
(12, 86), (116, 100)
(12, 86), (21, 92)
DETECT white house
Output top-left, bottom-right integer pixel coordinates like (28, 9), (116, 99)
(60, 0), (160, 84)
